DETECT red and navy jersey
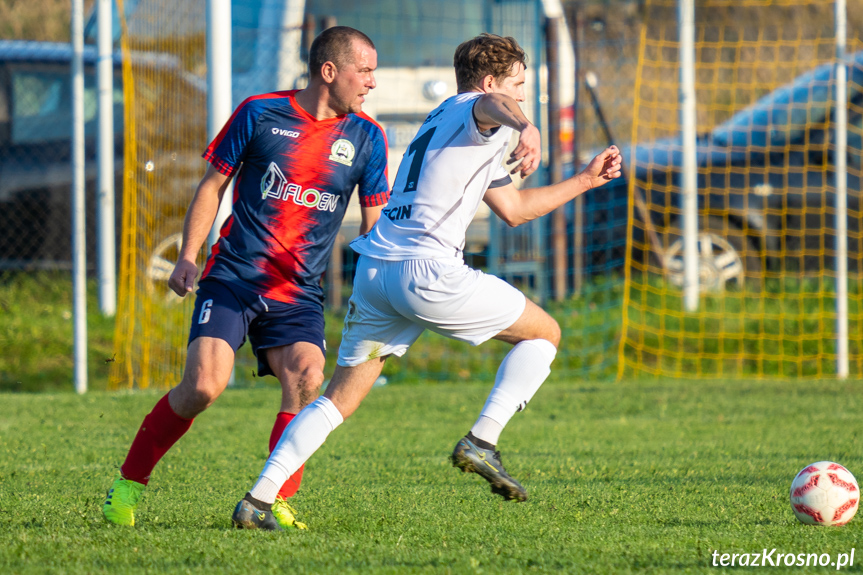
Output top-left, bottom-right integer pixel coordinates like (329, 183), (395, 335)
(200, 90), (389, 304)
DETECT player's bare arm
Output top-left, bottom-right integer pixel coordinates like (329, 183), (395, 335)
(473, 93), (541, 178)
(483, 145), (622, 227)
(359, 204), (385, 235)
(168, 165), (232, 296)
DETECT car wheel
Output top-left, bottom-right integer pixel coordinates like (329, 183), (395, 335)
(663, 217), (759, 292)
(146, 232), (187, 303)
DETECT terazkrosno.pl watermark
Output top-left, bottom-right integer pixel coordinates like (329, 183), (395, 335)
(711, 549), (855, 569)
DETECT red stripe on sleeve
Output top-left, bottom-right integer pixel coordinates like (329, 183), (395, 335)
(360, 190), (391, 207)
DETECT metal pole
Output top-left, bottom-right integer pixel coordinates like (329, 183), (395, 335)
(533, 0), (546, 302)
(206, 0), (234, 386)
(835, 0), (849, 379)
(679, 0), (699, 311)
(206, 0), (234, 250)
(97, 0), (116, 316)
(569, 2), (584, 295)
(547, 17), (566, 301)
(72, 0), (88, 393)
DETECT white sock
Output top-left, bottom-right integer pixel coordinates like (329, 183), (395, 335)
(470, 339), (557, 445)
(249, 396), (344, 504)
(470, 416), (504, 446)
(248, 477), (280, 504)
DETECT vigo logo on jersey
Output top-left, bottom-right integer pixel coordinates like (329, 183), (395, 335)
(260, 162), (340, 212)
(271, 127), (300, 138)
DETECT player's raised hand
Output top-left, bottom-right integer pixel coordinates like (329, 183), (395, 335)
(580, 146), (622, 189)
(168, 259), (198, 297)
(507, 123), (542, 178)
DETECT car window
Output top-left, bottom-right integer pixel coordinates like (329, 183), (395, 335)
(12, 70), (76, 143)
(769, 77), (831, 145)
(11, 67), (122, 145)
(712, 65), (833, 149)
(304, 0), (484, 67)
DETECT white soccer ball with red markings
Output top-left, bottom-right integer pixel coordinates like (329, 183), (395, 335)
(789, 461), (859, 526)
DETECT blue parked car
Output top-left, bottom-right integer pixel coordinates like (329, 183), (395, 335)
(583, 52), (863, 287)
(0, 40), (205, 271)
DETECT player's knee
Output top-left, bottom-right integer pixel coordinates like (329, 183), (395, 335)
(545, 318), (561, 348)
(531, 310), (560, 348)
(173, 378), (222, 416)
(292, 360), (324, 388)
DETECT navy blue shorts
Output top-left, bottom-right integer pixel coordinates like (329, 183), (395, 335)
(188, 278), (326, 377)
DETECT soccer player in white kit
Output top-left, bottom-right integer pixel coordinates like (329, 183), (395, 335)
(232, 33), (622, 529)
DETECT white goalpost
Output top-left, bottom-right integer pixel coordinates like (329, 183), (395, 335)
(835, 0), (849, 379)
(679, 0), (699, 312)
(72, 0), (88, 394)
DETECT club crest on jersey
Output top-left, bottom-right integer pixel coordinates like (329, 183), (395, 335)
(260, 162), (340, 212)
(329, 139), (355, 166)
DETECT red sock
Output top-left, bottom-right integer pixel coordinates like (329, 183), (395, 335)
(120, 392), (194, 485)
(270, 412), (305, 498)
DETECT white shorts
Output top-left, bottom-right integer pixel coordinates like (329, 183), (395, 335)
(337, 256), (527, 367)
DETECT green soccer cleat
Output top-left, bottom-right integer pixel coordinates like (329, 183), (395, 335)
(272, 497), (308, 530)
(231, 495), (283, 531)
(451, 435), (528, 502)
(103, 473), (146, 526)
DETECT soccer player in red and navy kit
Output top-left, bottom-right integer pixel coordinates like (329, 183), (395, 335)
(230, 34), (621, 530)
(102, 26), (389, 530)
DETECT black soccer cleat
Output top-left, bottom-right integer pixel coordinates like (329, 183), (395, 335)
(451, 435), (528, 502)
(231, 495), (283, 531)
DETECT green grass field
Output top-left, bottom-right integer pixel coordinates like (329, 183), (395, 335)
(0, 274), (116, 392)
(0, 271), (625, 393)
(2, 378), (862, 573)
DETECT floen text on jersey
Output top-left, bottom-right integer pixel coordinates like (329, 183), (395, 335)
(200, 90), (390, 305)
(260, 162), (341, 212)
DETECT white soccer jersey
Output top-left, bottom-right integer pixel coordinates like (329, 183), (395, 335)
(351, 92), (513, 261)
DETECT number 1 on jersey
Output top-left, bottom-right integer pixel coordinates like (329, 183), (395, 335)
(401, 127), (436, 193)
